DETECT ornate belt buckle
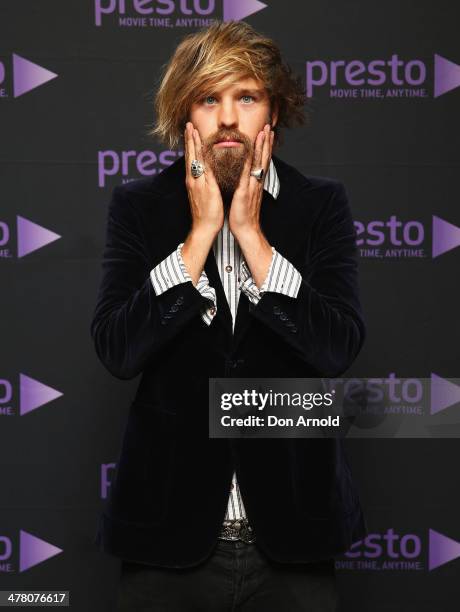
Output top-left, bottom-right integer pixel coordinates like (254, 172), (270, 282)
(234, 519), (256, 544)
(219, 518), (256, 543)
(238, 523), (256, 544)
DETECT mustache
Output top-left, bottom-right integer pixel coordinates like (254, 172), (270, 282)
(208, 131), (252, 148)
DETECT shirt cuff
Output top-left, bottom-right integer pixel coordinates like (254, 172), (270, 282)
(239, 247), (302, 305)
(149, 242), (191, 295)
(175, 241), (218, 326)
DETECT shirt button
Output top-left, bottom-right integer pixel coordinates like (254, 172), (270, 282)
(209, 307), (216, 315)
(225, 265), (233, 272)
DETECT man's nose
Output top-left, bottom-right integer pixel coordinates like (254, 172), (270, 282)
(217, 100), (238, 128)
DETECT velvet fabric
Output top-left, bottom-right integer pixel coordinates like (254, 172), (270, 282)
(90, 153), (368, 568)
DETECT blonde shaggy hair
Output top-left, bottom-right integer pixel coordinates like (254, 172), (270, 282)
(148, 20), (309, 149)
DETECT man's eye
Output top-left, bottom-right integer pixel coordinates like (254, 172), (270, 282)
(241, 95), (254, 103)
(204, 95), (216, 104)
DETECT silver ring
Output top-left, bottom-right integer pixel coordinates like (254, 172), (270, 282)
(250, 168), (264, 181)
(191, 159), (204, 178)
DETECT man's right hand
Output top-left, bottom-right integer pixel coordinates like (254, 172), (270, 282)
(182, 121), (223, 286)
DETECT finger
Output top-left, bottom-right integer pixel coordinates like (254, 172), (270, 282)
(252, 128), (265, 172)
(269, 129), (275, 160)
(241, 143), (256, 190)
(185, 122), (196, 167)
(261, 128), (273, 185)
(184, 122), (190, 169)
(192, 128), (203, 163)
(192, 128), (210, 185)
(260, 124), (271, 172)
(248, 130), (265, 187)
(193, 128), (217, 186)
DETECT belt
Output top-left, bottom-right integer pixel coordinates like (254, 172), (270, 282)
(218, 518), (256, 544)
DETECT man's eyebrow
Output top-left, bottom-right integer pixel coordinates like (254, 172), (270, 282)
(234, 88), (266, 96)
(198, 87), (266, 100)
(205, 87), (265, 96)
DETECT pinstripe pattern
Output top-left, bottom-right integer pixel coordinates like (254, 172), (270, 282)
(149, 157), (302, 522)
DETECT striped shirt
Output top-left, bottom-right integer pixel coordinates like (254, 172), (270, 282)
(150, 157), (302, 522)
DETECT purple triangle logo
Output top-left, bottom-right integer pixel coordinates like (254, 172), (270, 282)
(434, 54), (460, 98)
(17, 215), (61, 258)
(20, 373), (63, 416)
(12, 54), (58, 98)
(19, 529), (63, 572)
(223, 0), (267, 21)
(430, 373), (460, 415)
(429, 528), (460, 571)
(432, 215), (460, 258)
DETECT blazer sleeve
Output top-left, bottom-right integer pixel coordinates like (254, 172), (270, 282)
(149, 242), (217, 326)
(249, 181), (366, 377)
(90, 185), (212, 380)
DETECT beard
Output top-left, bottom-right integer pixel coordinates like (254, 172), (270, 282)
(201, 129), (253, 213)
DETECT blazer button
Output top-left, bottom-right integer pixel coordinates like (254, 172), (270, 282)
(273, 305), (281, 315)
(280, 313), (288, 321)
(177, 296), (184, 304)
(170, 305), (179, 312)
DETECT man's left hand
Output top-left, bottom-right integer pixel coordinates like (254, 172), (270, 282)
(228, 123), (274, 237)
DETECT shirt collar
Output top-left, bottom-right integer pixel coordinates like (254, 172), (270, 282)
(263, 158), (280, 200)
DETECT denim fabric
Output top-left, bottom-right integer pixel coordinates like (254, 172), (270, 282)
(115, 539), (338, 611)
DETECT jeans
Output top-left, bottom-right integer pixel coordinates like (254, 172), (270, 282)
(115, 538), (338, 611)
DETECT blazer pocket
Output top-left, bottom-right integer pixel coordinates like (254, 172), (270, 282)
(107, 406), (177, 526)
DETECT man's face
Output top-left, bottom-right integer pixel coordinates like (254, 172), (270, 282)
(188, 77), (278, 200)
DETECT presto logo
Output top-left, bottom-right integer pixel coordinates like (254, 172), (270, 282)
(94, 0), (267, 27)
(306, 54), (460, 99)
(337, 528), (460, 572)
(0, 54), (57, 99)
(0, 531), (63, 574)
(0, 217), (61, 259)
(0, 374), (63, 416)
(355, 215), (460, 259)
(97, 148), (183, 187)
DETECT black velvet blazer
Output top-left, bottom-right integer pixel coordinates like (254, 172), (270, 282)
(90, 153), (368, 568)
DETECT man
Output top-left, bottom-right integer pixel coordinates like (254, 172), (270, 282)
(91, 20), (368, 612)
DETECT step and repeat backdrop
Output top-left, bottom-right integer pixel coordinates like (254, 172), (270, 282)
(1, 1), (459, 610)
